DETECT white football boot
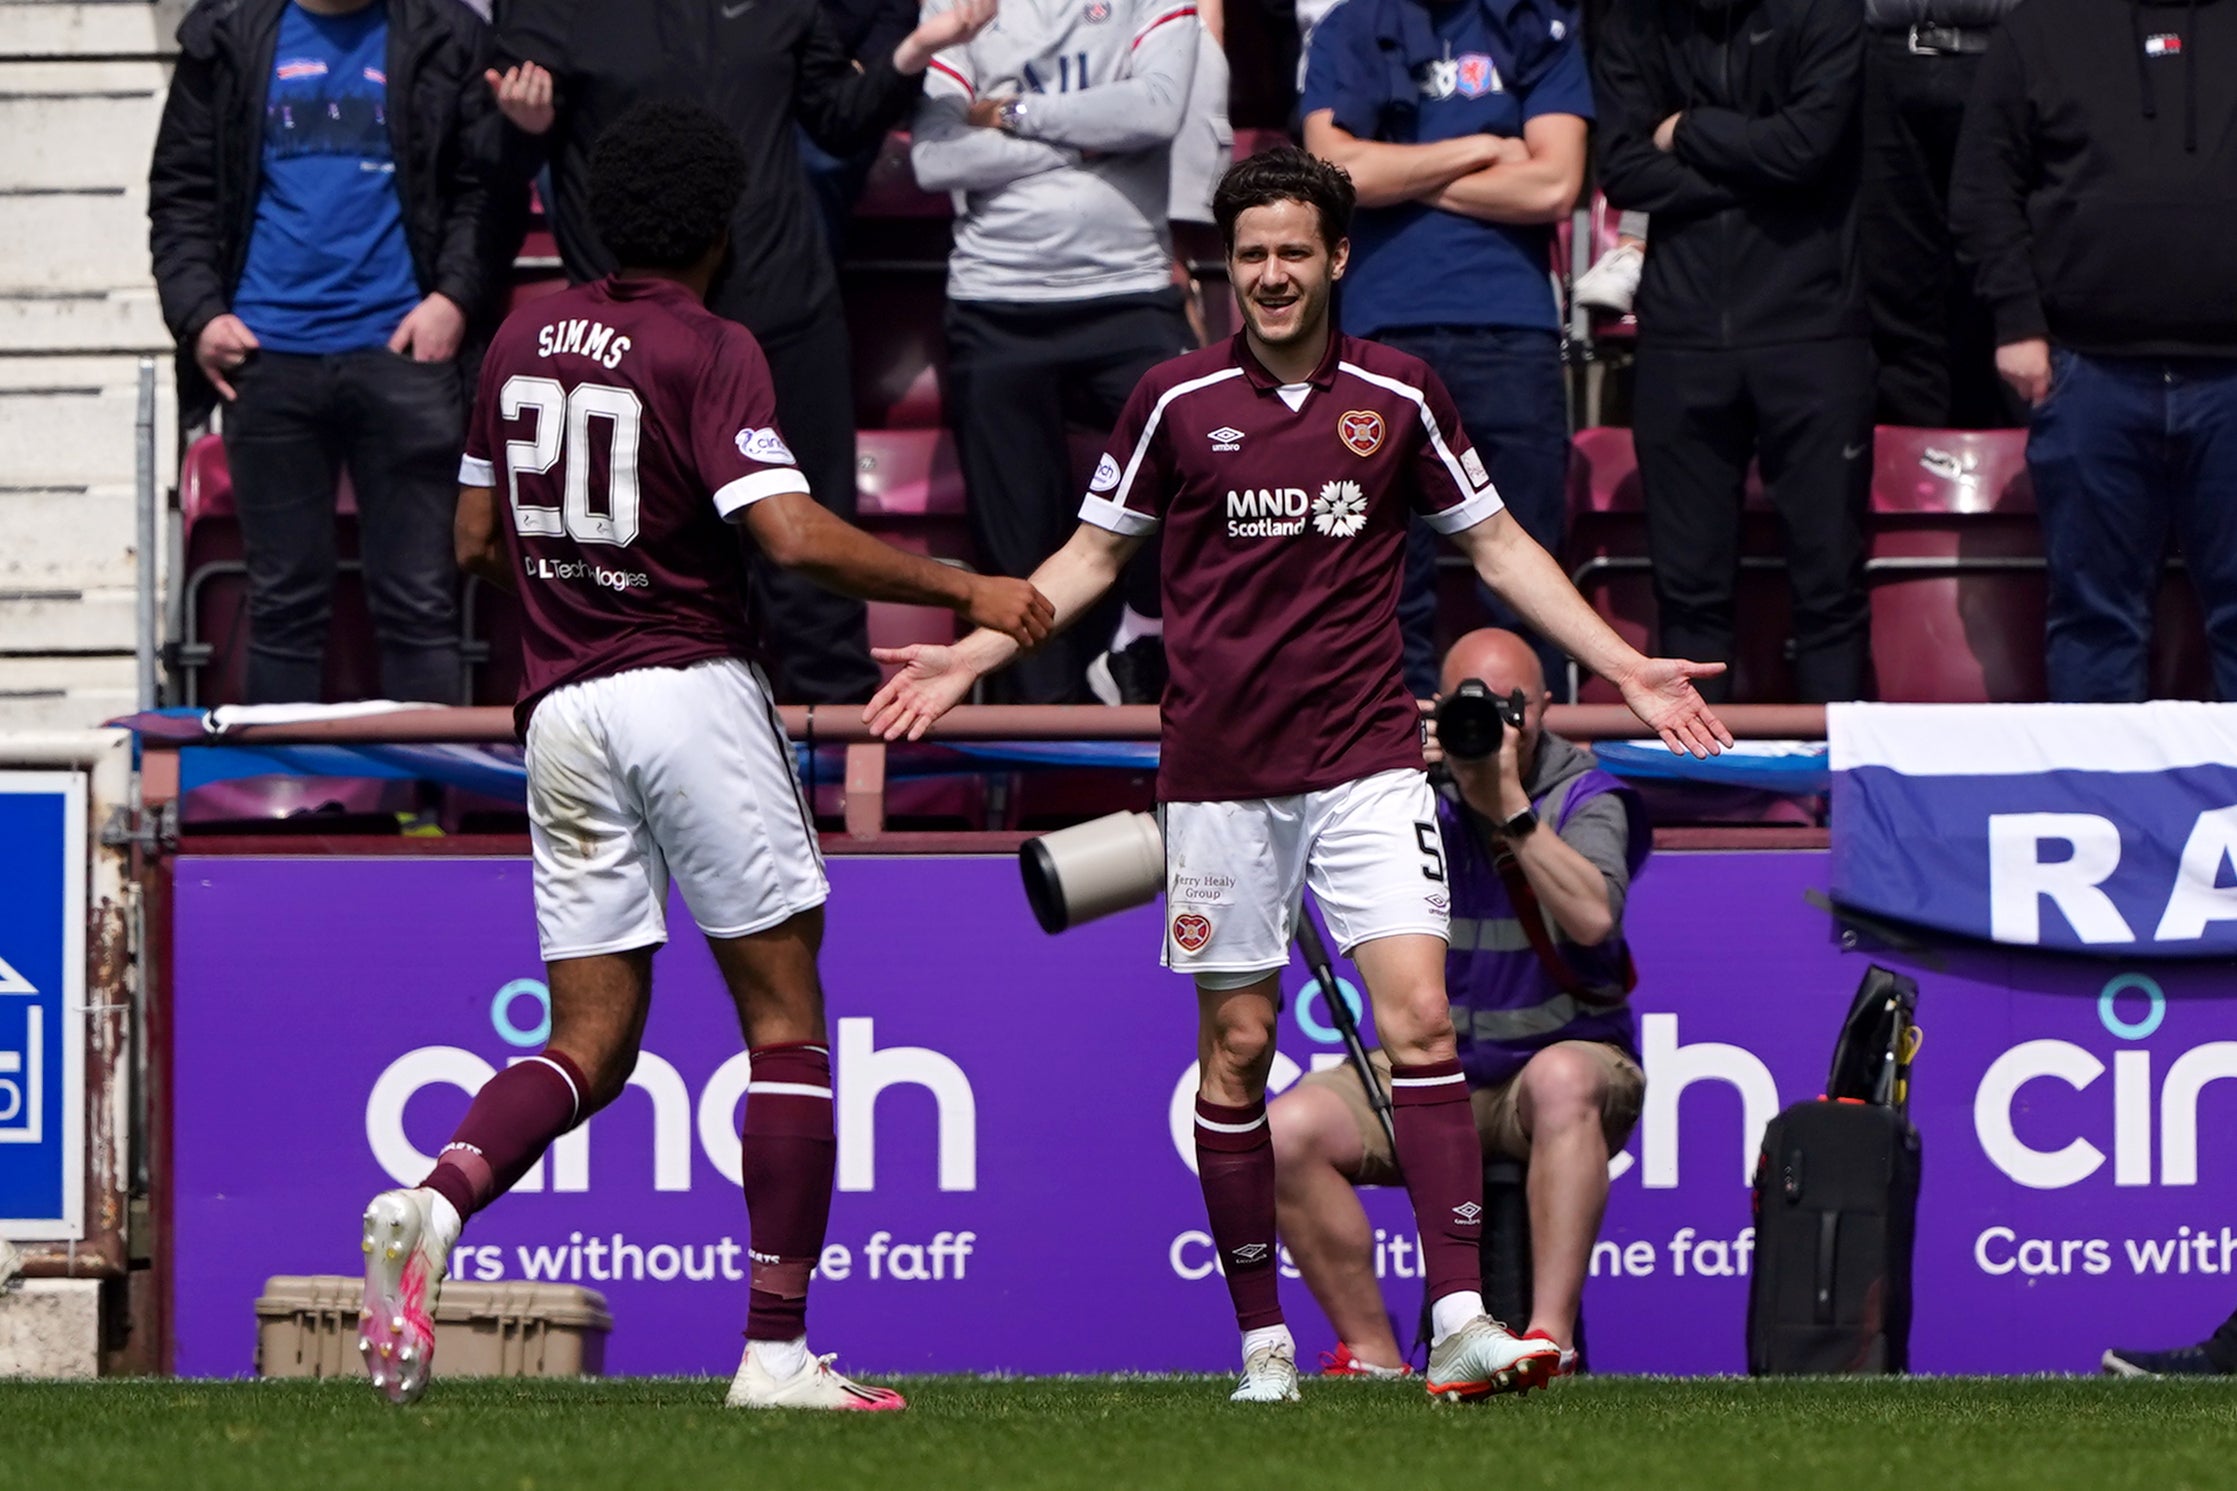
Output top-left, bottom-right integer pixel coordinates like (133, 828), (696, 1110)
(725, 1345), (908, 1410)
(359, 1188), (459, 1405)
(1423, 1315), (1562, 1403)
(1230, 1338), (1303, 1403)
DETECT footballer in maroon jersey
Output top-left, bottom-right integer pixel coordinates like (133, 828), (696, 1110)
(868, 149), (1729, 1404)
(358, 100), (1040, 1413)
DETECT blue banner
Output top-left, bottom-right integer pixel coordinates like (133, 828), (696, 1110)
(0, 773), (85, 1238)
(1831, 704), (2237, 957)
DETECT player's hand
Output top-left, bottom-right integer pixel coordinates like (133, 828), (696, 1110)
(963, 575), (1055, 649)
(1618, 657), (1733, 759)
(485, 62), (556, 135)
(895, 0), (998, 74)
(1418, 696), (1443, 768)
(865, 645), (977, 741)
(195, 314), (259, 401)
(388, 293), (465, 363)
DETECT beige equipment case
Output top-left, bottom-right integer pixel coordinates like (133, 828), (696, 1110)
(255, 1275), (612, 1379)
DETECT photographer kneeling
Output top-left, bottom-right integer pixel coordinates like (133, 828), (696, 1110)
(1269, 628), (1648, 1377)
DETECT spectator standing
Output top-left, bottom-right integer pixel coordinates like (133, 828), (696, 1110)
(1951, 0), (2237, 702)
(1862, 0), (2026, 428)
(1594, 0), (1873, 704)
(1301, 0), (1591, 699)
(149, 0), (505, 705)
(485, 0), (995, 704)
(799, 0), (921, 256)
(910, 0), (1203, 705)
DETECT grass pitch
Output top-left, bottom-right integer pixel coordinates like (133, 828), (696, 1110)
(4, 1376), (2232, 1491)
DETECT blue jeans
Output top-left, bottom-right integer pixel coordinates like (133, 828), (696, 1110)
(1379, 326), (1568, 698)
(2030, 349), (2237, 701)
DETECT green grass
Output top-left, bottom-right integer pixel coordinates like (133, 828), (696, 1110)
(3, 1376), (2233, 1491)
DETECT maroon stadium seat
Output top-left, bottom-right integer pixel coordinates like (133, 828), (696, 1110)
(844, 267), (948, 429)
(1562, 426), (1791, 702)
(1866, 427), (2211, 701)
(176, 433), (380, 707)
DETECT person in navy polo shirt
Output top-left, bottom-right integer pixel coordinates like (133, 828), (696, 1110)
(1300, 0), (1591, 698)
(151, 0), (506, 704)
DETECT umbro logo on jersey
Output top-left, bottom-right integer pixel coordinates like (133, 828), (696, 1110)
(1338, 410), (1384, 457)
(1209, 425), (1245, 452)
(736, 426), (795, 464)
(1313, 480), (1367, 539)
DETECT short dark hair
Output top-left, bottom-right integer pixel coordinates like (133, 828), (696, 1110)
(1212, 146), (1355, 253)
(588, 101), (747, 270)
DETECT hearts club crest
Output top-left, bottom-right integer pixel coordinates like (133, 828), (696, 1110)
(1338, 410), (1385, 457)
(1171, 912), (1213, 953)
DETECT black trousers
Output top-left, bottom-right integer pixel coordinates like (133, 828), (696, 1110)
(221, 348), (464, 704)
(946, 289), (1191, 703)
(1862, 34), (2024, 430)
(753, 299), (881, 704)
(1631, 340), (1875, 703)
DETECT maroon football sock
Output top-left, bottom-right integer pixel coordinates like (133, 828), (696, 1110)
(1389, 1058), (1485, 1308)
(741, 1042), (837, 1343)
(421, 1050), (590, 1225)
(1194, 1096), (1284, 1332)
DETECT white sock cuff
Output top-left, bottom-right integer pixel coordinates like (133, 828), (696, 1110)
(1429, 1290), (1485, 1347)
(1241, 1323), (1293, 1362)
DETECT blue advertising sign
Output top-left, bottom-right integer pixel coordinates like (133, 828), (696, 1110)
(0, 772), (85, 1240)
(1832, 703), (2237, 957)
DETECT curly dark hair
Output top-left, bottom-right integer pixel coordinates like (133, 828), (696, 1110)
(587, 100), (748, 270)
(1212, 146), (1356, 253)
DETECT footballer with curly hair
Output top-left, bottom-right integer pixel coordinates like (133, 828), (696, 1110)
(868, 148), (1730, 1404)
(355, 100), (1052, 1412)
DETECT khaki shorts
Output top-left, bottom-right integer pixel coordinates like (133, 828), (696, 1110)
(1303, 1043), (1646, 1186)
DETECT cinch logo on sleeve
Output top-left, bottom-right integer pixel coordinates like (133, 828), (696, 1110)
(734, 427), (795, 464)
(1090, 453), (1122, 492)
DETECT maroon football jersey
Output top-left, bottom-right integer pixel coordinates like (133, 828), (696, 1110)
(461, 276), (810, 728)
(1082, 333), (1503, 802)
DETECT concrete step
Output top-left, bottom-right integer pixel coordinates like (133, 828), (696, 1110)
(0, 484), (141, 590)
(0, 58), (169, 93)
(0, 3), (186, 61)
(0, 87), (164, 191)
(0, 587), (137, 653)
(0, 353), (175, 489)
(0, 655), (135, 733)
(0, 287), (169, 354)
(0, 185), (150, 293)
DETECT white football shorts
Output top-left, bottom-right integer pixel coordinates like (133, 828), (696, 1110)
(1159, 767), (1451, 979)
(524, 657), (828, 961)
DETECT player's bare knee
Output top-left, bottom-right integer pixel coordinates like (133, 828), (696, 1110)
(1373, 992), (1458, 1067)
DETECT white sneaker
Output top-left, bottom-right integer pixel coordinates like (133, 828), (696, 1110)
(1231, 1339), (1302, 1403)
(1423, 1315), (1562, 1403)
(359, 1188), (458, 1405)
(1573, 242), (1644, 315)
(725, 1344), (908, 1410)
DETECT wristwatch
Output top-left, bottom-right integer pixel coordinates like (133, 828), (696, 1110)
(1496, 806), (1540, 840)
(996, 97), (1028, 134)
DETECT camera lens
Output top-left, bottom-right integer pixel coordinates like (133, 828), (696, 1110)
(1436, 679), (1505, 762)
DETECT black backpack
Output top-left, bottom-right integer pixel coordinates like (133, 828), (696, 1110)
(1745, 966), (1923, 1374)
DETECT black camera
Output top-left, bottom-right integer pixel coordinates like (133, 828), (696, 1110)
(1434, 679), (1528, 762)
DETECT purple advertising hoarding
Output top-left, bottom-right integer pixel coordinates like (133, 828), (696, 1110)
(170, 851), (2237, 1377)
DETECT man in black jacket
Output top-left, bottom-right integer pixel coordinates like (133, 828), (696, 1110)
(1594, 0), (1873, 704)
(149, 0), (506, 705)
(484, 0), (994, 705)
(1952, 0), (2237, 703)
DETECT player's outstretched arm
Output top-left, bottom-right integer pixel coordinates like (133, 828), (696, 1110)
(864, 522), (1142, 740)
(1452, 509), (1735, 758)
(454, 485), (515, 592)
(743, 491), (1054, 648)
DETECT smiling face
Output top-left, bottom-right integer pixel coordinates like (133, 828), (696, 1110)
(1227, 198), (1348, 356)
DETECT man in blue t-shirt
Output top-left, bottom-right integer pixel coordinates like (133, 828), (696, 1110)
(1301, 0), (1589, 696)
(150, 0), (503, 704)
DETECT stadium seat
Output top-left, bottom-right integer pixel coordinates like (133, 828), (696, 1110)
(174, 434), (381, 707)
(1867, 427), (2213, 701)
(854, 130), (952, 221)
(1561, 427), (1792, 703)
(843, 265), (948, 429)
